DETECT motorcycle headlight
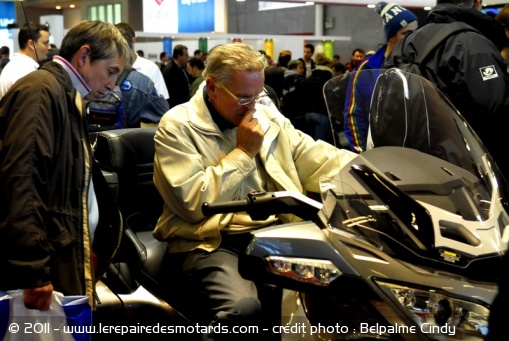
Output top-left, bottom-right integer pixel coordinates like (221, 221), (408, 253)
(376, 280), (489, 339)
(265, 256), (341, 286)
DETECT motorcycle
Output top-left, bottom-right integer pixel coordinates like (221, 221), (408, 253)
(91, 69), (508, 341)
(201, 69), (509, 340)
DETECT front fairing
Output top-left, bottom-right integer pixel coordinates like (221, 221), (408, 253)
(322, 69), (509, 279)
(322, 147), (508, 280)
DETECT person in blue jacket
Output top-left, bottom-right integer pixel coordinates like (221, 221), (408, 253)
(343, 2), (418, 153)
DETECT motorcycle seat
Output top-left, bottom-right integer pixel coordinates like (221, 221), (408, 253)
(92, 127), (163, 229)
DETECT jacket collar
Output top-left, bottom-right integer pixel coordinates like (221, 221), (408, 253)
(188, 86), (225, 135)
(40, 61), (76, 95)
(203, 87), (235, 131)
(53, 56), (91, 97)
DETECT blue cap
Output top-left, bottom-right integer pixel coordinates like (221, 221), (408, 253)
(375, 2), (417, 40)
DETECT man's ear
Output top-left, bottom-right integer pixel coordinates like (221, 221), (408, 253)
(206, 77), (217, 100)
(77, 45), (91, 67)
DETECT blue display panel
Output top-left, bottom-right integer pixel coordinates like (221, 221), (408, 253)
(0, 2), (16, 30)
(178, 0), (214, 33)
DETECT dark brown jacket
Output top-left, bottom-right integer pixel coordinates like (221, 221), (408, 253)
(0, 62), (122, 304)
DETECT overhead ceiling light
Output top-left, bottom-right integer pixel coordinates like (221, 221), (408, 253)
(424, 6), (432, 10)
(56, 5), (61, 9)
(367, 4), (375, 8)
(70, 4), (75, 8)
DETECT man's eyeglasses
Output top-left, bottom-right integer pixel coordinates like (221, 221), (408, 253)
(216, 81), (268, 106)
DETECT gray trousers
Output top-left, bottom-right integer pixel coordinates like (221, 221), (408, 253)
(166, 233), (281, 341)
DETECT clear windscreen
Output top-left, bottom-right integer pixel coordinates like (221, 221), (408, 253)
(320, 68), (509, 272)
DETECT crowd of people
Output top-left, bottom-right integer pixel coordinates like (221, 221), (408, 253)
(263, 44), (350, 142)
(1, 1), (509, 340)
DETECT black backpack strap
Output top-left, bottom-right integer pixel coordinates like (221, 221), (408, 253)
(415, 22), (480, 65)
(116, 64), (133, 87)
(385, 22), (481, 70)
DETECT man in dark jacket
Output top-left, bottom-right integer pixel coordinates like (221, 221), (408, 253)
(280, 59), (305, 129)
(298, 43), (316, 78)
(265, 49), (292, 99)
(0, 20), (127, 310)
(300, 53), (334, 141)
(162, 44), (191, 108)
(383, 0), (509, 178)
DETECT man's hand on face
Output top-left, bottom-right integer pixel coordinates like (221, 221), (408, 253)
(236, 109), (264, 159)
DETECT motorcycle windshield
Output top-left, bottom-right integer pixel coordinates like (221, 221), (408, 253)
(321, 68), (509, 272)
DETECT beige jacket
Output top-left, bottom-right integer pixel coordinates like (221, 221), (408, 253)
(153, 89), (356, 253)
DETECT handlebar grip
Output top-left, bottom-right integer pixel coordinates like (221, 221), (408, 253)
(202, 199), (250, 216)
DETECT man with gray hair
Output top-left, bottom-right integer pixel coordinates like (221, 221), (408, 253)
(153, 43), (356, 339)
(0, 20), (128, 310)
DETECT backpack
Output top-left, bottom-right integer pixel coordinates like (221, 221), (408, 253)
(385, 22), (481, 76)
(85, 65), (133, 132)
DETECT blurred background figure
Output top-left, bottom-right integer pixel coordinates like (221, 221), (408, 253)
(0, 46), (10, 75)
(201, 52), (209, 64)
(40, 43), (59, 67)
(343, 1), (418, 153)
(280, 59), (306, 130)
(331, 62), (346, 77)
(187, 57), (205, 98)
(0, 22), (51, 100)
(265, 49), (292, 100)
(162, 44), (190, 108)
(258, 49), (275, 66)
(156, 51), (170, 71)
(301, 52), (335, 141)
(115, 22), (169, 101)
(115, 22), (170, 128)
(298, 43), (315, 77)
(194, 49), (203, 59)
(344, 48), (365, 71)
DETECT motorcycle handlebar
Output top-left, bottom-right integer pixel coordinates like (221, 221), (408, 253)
(201, 191), (322, 222)
(201, 199), (250, 216)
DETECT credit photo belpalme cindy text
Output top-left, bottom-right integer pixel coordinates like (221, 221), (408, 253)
(283, 323), (456, 336)
(8, 322), (456, 336)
